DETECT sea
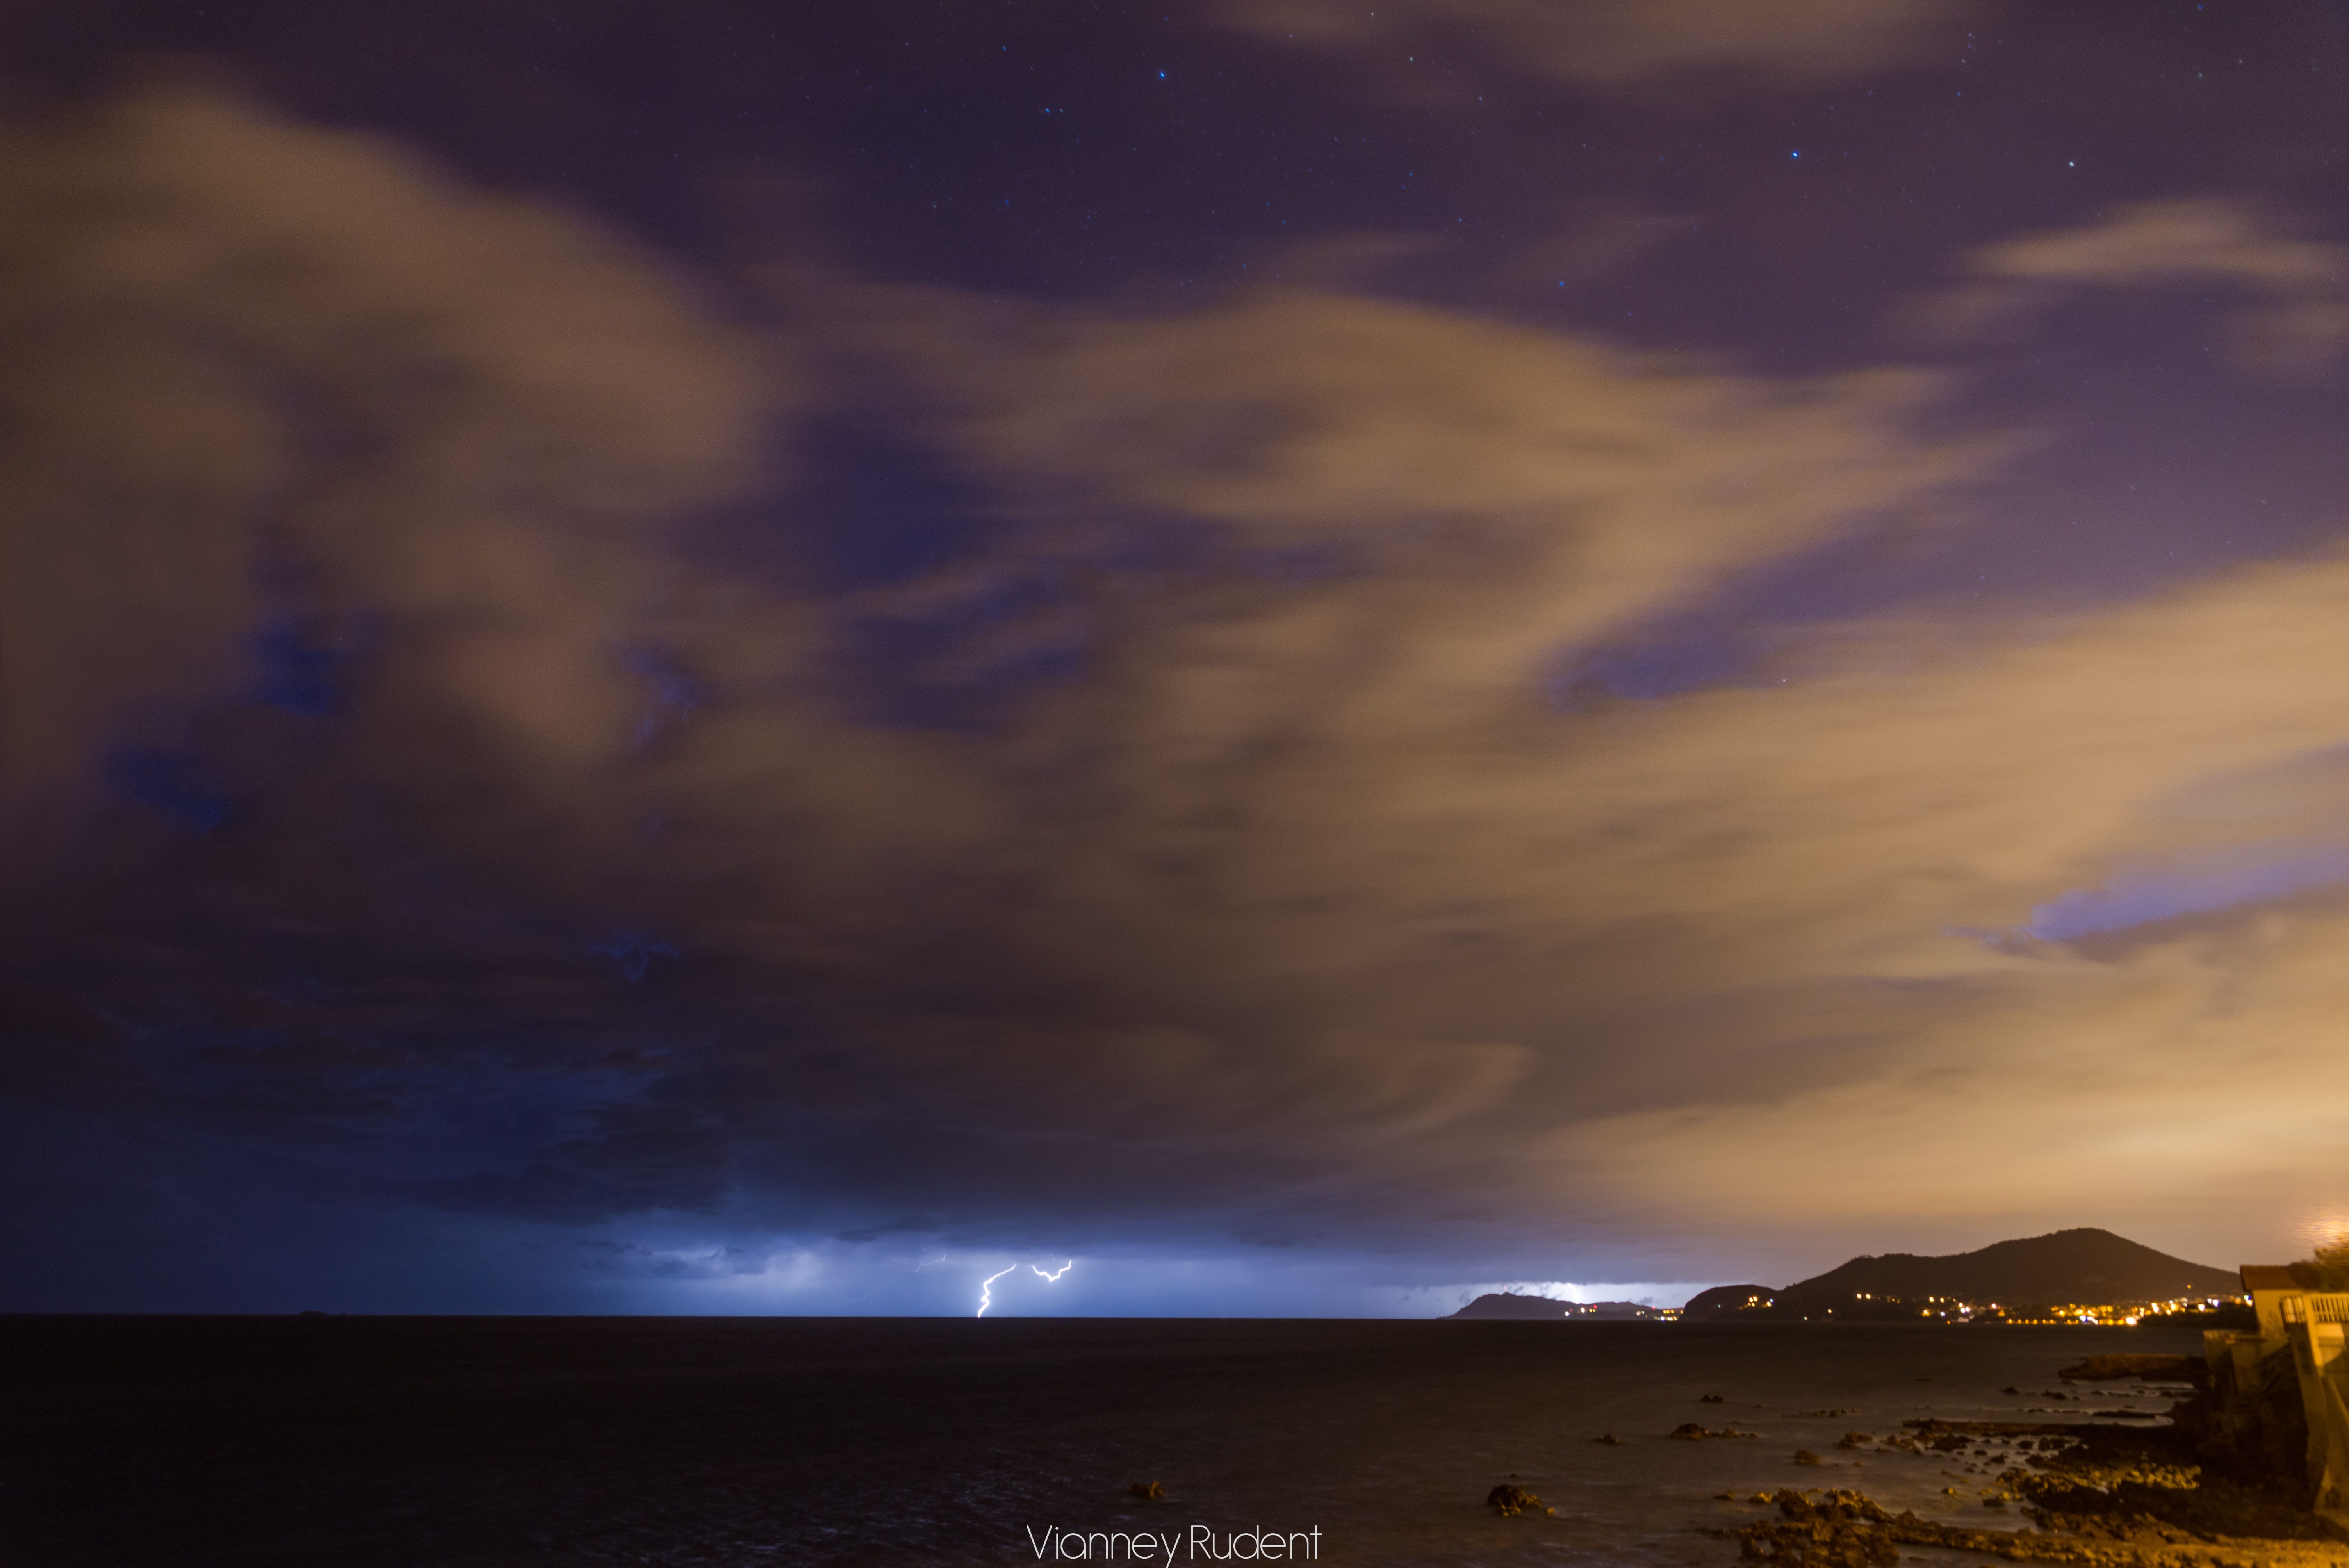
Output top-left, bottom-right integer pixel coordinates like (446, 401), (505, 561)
(0, 1315), (2207, 1567)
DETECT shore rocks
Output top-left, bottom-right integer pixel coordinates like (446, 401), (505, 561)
(1746, 1410), (2349, 1563)
(2058, 1355), (2201, 1383)
(1671, 1423), (1757, 1440)
(1724, 1365), (2349, 1568)
(1722, 1484), (2341, 1567)
(1486, 1484), (1552, 1517)
(1128, 1481), (1163, 1500)
(1729, 1489), (1897, 1567)
(1906, 1418), (2093, 1439)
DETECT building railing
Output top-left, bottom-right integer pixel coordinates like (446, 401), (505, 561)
(2281, 1294), (2349, 1324)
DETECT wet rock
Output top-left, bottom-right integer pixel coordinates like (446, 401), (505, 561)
(1719, 1426), (2349, 1565)
(1671, 1423), (1756, 1440)
(1835, 1432), (1870, 1450)
(1793, 1450), (1823, 1466)
(1701, 1393), (1727, 1403)
(2057, 1355), (2201, 1383)
(1486, 1484), (1552, 1518)
(1591, 1433), (1621, 1445)
(1128, 1481), (1164, 1500)
(1727, 1488), (1897, 1567)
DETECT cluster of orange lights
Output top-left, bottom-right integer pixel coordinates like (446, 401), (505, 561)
(1833, 1293), (2240, 1326)
(1723, 1291), (2241, 1324)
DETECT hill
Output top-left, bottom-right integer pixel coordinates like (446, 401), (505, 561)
(1680, 1229), (2239, 1319)
(1449, 1292), (1572, 1319)
(1446, 1293), (1668, 1320)
(1681, 1283), (1780, 1318)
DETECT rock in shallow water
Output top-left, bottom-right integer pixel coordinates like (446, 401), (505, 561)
(2058, 1355), (2201, 1383)
(1729, 1489), (1897, 1567)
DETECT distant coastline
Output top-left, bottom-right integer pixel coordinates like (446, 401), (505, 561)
(1451, 1228), (2251, 1326)
(1446, 1292), (1675, 1321)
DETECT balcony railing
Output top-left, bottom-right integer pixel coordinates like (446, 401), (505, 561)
(2281, 1293), (2349, 1324)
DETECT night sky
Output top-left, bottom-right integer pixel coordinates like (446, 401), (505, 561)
(5, 0), (2349, 1317)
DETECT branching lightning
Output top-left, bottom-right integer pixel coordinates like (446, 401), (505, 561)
(976, 1258), (1076, 1315)
(976, 1265), (1017, 1317)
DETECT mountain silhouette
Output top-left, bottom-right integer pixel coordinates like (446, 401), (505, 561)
(1445, 1292), (1664, 1320)
(1682, 1228), (2238, 1317)
(1447, 1292), (1573, 1319)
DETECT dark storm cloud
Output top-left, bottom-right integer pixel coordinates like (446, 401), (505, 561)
(0, 78), (778, 1270)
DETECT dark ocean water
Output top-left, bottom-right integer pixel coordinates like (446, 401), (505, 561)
(0, 1315), (2205, 1567)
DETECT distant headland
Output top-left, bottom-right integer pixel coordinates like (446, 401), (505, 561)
(1447, 1292), (1673, 1320)
(1679, 1227), (2242, 1324)
(1448, 1228), (2244, 1324)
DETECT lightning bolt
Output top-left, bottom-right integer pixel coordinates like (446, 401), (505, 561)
(977, 1258), (1076, 1315)
(977, 1265), (1017, 1318)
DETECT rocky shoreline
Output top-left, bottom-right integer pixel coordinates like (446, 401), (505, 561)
(1709, 1365), (2349, 1568)
(1723, 1486), (2349, 1568)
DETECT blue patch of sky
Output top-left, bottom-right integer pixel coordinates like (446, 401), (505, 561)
(796, 422), (1011, 593)
(619, 646), (702, 747)
(2026, 841), (2349, 940)
(591, 929), (680, 982)
(250, 615), (355, 715)
(840, 564), (1092, 731)
(1547, 618), (1754, 708)
(107, 748), (231, 830)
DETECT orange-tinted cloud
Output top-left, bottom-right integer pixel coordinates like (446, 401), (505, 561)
(1920, 198), (2349, 377)
(0, 78), (766, 828)
(790, 274), (2349, 1265)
